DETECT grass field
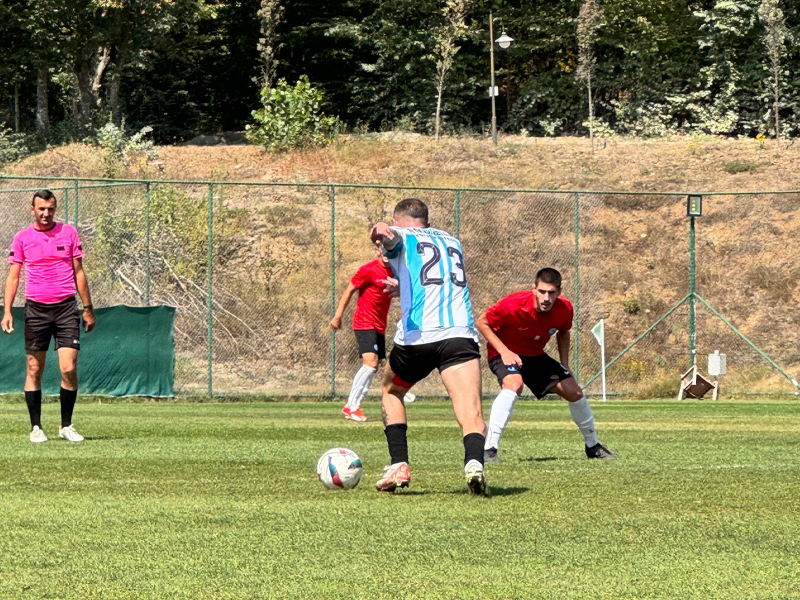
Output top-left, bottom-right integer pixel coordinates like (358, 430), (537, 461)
(0, 399), (798, 599)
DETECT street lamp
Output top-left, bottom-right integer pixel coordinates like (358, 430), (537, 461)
(489, 12), (513, 145)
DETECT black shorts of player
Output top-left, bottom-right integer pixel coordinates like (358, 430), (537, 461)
(354, 329), (386, 360)
(489, 353), (572, 398)
(24, 297), (81, 352)
(389, 337), (480, 387)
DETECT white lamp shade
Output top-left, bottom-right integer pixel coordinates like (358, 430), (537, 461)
(495, 33), (513, 49)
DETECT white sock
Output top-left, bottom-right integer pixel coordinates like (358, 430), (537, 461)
(568, 396), (600, 447)
(346, 365), (376, 410)
(485, 389), (518, 450)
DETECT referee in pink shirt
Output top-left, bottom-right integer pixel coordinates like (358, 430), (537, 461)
(2, 190), (96, 443)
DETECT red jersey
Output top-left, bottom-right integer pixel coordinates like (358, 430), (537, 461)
(351, 259), (394, 334)
(485, 291), (573, 360)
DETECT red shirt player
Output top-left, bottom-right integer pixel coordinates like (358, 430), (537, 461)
(476, 267), (615, 461)
(331, 246), (398, 422)
(2, 190), (96, 444)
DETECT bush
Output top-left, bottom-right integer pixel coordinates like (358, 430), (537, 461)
(246, 76), (339, 152)
(0, 126), (29, 167)
(95, 119), (159, 177)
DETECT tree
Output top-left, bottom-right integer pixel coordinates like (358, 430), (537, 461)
(576, 0), (603, 150)
(758, 0), (789, 142)
(432, 0), (472, 140)
(256, 0), (283, 91)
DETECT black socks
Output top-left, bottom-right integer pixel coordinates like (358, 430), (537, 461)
(463, 432), (485, 467)
(384, 423), (409, 465)
(60, 387), (78, 427)
(24, 390), (42, 429)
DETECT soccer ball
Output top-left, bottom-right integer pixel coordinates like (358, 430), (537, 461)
(316, 448), (363, 490)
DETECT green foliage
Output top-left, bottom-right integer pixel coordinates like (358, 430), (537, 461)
(622, 296), (642, 315)
(0, 126), (28, 167)
(722, 159), (759, 173)
(95, 119), (159, 177)
(246, 76), (340, 151)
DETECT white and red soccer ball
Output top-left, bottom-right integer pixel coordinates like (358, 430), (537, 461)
(316, 448), (363, 490)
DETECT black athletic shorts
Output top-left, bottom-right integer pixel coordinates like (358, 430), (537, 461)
(354, 329), (386, 360)
(389, 337), (480, 387)
(489, 353), (572, 398)
(24, 297), (81, 352)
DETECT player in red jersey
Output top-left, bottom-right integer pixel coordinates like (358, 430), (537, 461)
(476, 267), (615, 461)
(331, 246), (399, 422)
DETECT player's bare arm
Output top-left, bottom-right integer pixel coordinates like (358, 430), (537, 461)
(370, 222), (397, 248)
(2, 263), (21, 334)
(73, 257), (95, 333)
(331, 282), (358, 330)
(556, 329), (571, 370)
(476, 312), (522, 367)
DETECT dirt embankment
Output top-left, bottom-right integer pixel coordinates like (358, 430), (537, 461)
(7, 134), (800, 192)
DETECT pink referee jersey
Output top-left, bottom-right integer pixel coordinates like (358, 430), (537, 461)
(8, 223), (85, 304)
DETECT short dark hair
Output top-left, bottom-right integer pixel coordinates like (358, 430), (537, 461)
(32, 189), (56, 206)
(535, 267), (562, 288)
(393, 197), (429, 227)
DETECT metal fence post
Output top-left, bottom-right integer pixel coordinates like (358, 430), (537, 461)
(454, 189), (461, 237)
(689, 214), (696, 368)
(62, 188), (69, 225)
(207, 183), (214, 397)
(145, 182), (151, 306)
(73, 179), (79, 226)
(329, 185), (337, 399)
(573, 192), (580, 384)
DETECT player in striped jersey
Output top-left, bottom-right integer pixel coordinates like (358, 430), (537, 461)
(370, 198), (488, 495)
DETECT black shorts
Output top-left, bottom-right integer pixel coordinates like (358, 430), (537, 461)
(354, 329), (386, 360)
(24, 297), (81, 352)
(389, 337), (480, 387)
(489, 353), (572, 398)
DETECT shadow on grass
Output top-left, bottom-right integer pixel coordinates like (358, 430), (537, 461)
(449, 486), (530, 497)
(518, 456), (564, 463)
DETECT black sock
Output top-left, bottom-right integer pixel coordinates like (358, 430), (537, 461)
(463, 432), (485, 467)
(24, 390), (42, 429)
(60, 387), (78, 427)
(384, 423), (409, 465)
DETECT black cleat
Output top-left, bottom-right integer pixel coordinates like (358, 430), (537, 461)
(484, 447), (501, 463)
(586, 443), (616, 460)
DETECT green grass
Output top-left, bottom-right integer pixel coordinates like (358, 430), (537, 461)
(0, 400), (798, 599)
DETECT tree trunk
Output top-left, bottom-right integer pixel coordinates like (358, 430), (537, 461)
(74, 46), (112, 126)
(588, 76), (594, 152)
(109, 67), (122, 125)
(14, 83), (20, 133)
(36, 69), (49, 143)
(774, 68), (780, 144)
(435, 83), (443, 141)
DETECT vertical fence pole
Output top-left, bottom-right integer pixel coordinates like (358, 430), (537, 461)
(63, 188), (69, 225)
(73, 179), (79, 226)
(688, 214), (696, 367)
(329, 185), (337, 399)
(145, 182), (151, 306)
(573, 192), (580, 384)
(207, 183), (214, 397)
(454, 190), (461, 237)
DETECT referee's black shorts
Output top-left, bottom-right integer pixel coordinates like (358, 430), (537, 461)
(24, 297), (81, 352)
(488, 353), (572, 398)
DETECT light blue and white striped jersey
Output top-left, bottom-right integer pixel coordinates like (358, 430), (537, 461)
(384, 227), (478, 346)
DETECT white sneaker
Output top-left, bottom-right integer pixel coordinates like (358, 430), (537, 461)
(59, 425), (84, 442)
(30, 426), (48, 443)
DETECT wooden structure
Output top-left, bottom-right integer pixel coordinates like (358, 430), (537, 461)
(677, 365), (719, 401)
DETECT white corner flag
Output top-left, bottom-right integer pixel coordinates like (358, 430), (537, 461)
(591, 319), (607, 402)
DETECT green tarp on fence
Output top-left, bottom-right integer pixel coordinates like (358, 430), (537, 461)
(0, 305), (174, 396)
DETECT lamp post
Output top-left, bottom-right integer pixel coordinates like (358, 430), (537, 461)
(489, 11), (513, 145)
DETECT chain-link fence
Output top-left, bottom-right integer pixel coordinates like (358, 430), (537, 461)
(1, 175), (798, 398)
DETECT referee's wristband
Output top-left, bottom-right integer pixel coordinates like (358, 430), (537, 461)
(83, 304), (93, 311)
